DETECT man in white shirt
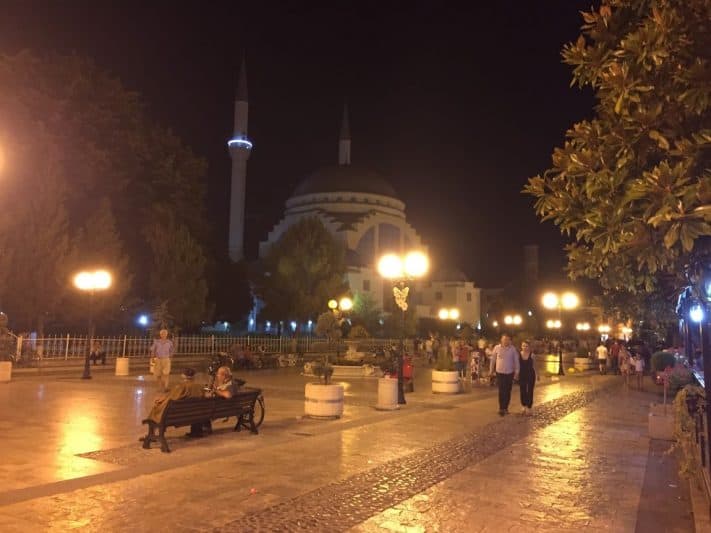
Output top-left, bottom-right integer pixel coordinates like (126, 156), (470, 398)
(596, 342), (609, 375)
(489, 334), (520, 416)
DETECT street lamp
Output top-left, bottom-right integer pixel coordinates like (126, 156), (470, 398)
(438, 308), (460, 321)
(73, 269), (112, 379)
(542, 291), (580, 376)
(575, 322), (591, 331)
(328, 296), (353, 354)
(504, 314), (523, 326)
(378, 251), (429, 404)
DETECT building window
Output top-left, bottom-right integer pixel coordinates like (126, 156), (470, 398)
(363, 279), (370, 292)
(435, 291), (442, 301)
(466, 292), (472, 302)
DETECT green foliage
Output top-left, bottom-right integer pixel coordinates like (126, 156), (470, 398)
(434, 345), (454, 371)
(315, 311), (342, 343)
(350, 292), (382, 335)
(0, 150), (71, 333)
(254, 217), (348, 323)
(524, 0), (711, 296)
(651, 351), (677, 372)
(348, 324), (370, 339)
(144, 216), (209, 329)
(150, 301), (175, 335)
(312, 355), (334, 385)
(0, 51), (209, 331)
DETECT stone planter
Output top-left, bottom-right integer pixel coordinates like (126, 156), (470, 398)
(432, 370), (460, 394)
(115, 357), (130, 376)
(648, 403), (674, 440)
(304, 383), (344, 419)
(0, 361), (12, 382)
(573, 357), (594, 371)
(376, 377), (399, 410)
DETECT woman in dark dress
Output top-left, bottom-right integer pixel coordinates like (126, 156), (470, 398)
(519, 341), (536, 415)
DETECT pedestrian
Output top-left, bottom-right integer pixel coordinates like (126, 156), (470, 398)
(518, 340), (537, 415)
(89, 340), (107, 365)
(634, 355), (645, 390)
(150, 328), (174, 392)
(489, 334), (520, 416)
(610, 339), (621, 375)
(425, 336), (433, 364)
(595, 342), (608, 375)
(619, 344), (632, 387)
(455, 340), (469, 379)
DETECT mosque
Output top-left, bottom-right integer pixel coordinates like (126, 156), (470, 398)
(227, 61), (480, 333)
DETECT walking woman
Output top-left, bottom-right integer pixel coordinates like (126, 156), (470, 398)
(519, 341), (537, 415)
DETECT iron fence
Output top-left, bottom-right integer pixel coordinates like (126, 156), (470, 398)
(15, 334), (410, 360)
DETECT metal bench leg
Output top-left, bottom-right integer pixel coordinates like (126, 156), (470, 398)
(142, 424), (156, 449)
(159, 428), (171, 453)
(235, 414), (244, 432)
(248, 411), (259, 435)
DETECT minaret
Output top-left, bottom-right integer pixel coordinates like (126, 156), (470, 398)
(227, 57), (252, 262)
(338, 103), (351, 165)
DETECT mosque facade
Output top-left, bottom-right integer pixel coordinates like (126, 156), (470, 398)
(227, 63), (480, 332)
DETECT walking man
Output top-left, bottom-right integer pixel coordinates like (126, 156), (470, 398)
(151, 329), (174, 392)
(489, 334), (520, 416)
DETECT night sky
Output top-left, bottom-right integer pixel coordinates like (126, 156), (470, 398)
(1, 1), (595, 287)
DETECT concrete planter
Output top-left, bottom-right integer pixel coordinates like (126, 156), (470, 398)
(573, 357), (594, 371)
(432, 370), (460, 394)
(115, 357), (130, 376)
(0, 361), (12, 382)
(376, 377), (399, 410)
(304, 383), (344, 419)
(648, 403), (674, 440)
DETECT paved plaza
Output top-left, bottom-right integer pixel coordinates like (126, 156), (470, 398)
(0, 361), (701, 532)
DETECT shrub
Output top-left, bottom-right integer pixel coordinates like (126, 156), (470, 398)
(651, 351), (676, 372)
(434, 348), (454, 371)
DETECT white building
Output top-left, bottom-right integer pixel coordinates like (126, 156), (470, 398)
(227, 69), (480, 330)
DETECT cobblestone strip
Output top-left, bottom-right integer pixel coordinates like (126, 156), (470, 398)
(221, 383), (615, 532)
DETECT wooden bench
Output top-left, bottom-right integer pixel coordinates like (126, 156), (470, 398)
(141, 387), (262, 453)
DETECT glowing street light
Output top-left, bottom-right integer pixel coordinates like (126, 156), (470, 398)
(338, 297), (353, 312)
(541, 290), (579, 376)
(73, 269), (113, 380)
(438, 308), (460, 320)
(504, 314), (522, 326)
(546, 319), (562, 329)
(377, 250), (429, 405)
(576, 322), (591, 331)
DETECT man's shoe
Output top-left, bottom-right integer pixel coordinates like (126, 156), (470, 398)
(521, 407), (527, 415)
(498, 410), (505, 416)
(504, 409), (509, 415)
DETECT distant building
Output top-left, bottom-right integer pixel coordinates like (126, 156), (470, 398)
(225, 70), (480, 331)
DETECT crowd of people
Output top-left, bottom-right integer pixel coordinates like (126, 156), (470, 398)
(594, 338), (649, 390)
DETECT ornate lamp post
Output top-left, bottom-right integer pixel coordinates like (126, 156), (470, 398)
(73, 269), (112, 379)
(378, 251), (429, 405)
(542, 290), (579, 376)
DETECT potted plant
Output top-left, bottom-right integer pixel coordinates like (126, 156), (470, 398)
(432, 345), (459, 394)
(0, 313), (14, 383)
(648, 367), (676, 440)
(304, 313), (345, 419)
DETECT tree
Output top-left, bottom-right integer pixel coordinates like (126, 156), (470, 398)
(350, 292), (382, 334)
(0, 144), (71, 334)
(63, 198), (132, 331)
(144, 216), (210, 329)
(0, 51), (210, 330)
(254, 217), (348, 324)
(315, 311), (342, 343)
(524, 0), (711, 296)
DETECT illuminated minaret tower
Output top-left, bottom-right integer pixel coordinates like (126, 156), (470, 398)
(338, 103), (351, 165)
(227, 57), (252, 262)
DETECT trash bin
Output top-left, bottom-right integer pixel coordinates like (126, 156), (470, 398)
(115, 357), (130, 376)
(376, 377), (399, 410)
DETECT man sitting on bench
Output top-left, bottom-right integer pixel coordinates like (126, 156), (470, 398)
(145, 367), (205, 426)
(185, 365), (241, 438)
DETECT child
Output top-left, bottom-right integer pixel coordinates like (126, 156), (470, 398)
(470, 349), (480, 384)
(634, 355), (645, 390)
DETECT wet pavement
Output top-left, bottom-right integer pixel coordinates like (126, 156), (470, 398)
(0, 364), (694, 532)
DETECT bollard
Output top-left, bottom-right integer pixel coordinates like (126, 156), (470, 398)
(115, 357), (130, 376)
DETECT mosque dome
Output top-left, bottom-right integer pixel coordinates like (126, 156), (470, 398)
(292, 165), (398, 199)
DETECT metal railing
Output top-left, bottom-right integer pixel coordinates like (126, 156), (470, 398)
(13, 334), (410, 360)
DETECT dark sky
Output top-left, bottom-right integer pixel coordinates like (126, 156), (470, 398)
(1, 1), (595, 287)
